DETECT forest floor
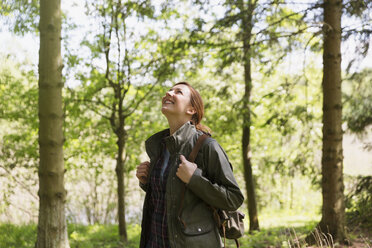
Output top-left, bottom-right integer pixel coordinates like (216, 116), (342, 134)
(228, 210), (372, 248)
(0, 213), (370, 247)
(294, 224), (371, 248)
(342, 225), (372, 248)
(235, 223), (372, 248)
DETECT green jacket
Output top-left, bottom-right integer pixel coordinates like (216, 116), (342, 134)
(140, 122), (244, 248)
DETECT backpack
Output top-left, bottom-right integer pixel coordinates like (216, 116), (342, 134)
(179, 134), (245, 248)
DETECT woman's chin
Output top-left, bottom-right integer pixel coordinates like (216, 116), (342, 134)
(161, 107), (170, 115)
(161, 107), (178, 119)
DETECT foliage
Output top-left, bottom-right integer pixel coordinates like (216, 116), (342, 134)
(237, 223), (317, 248)
(60, 0), (186, 233)
(0, 0), (371, 245)
(68, 224), (141, 248)
(0, 209), (319, 248)
(345, 175), (372, 229)
(191, 57), (323, 212)
(1, 218), (370, 248)
(0, 209), (322, 248)
(0, 223), (141, 248)
(250, 66), (323, 181)
(62, 81), (166, 224)
(0, 224), (37, 248)
(342, 0), (372, 72)
(343, 68), (372, 133)
(0, 0), (39, 34)
(0, 55), (38, 223)
(184, 0), (325, 218)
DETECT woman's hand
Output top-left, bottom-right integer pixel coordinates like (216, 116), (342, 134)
(176, 155), (197, 184)
(136, 161), (150, 184)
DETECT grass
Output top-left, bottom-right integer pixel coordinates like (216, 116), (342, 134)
(0, 223), (37, 248)
(0, 210), (370, 248)
(0, 223), (141, 248)
(0, 221), (318, 248)
(223, 209), (320, 248)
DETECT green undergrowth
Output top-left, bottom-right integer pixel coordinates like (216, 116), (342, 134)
(235, 222), (318, 248)
(0, 220), (317, 248)
(0, 223), (36, 248)
(67, 223), (141, 248)
(5, 211), (362, 248)
(0, 223), (141, 248)
(224, 209), (320, 248)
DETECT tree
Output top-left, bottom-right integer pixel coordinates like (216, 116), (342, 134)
(36, 0), (69, 246)
(318, 0), (346, 243)
(236, 0), (260, 231)
(73, 0), (182, 242)
(188, 0), (312, 232)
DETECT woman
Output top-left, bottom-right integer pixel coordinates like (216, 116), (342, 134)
(136, 82), (244, 248)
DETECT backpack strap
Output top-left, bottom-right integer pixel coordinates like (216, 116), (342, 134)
(188, 134), (209, 163)
(178, 134), (209, 228)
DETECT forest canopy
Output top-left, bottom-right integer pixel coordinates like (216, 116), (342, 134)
(0, 0), (371, 247)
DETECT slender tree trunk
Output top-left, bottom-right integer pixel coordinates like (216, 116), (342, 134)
(104, 187), (114, 224)
(116, 127), (128, 243)
(290, 173), (294, 210)
(104, 23), (129, 242)
(238, 0), (260, 232)
(93, 173), (99, 224)
(37, 0), (69, 247)
(318, 0), (346, 243)
(242, 126), (260, 232)
(86, 206), (92, 225)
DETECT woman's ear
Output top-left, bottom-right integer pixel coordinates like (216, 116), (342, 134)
(186, 107), (196, 116)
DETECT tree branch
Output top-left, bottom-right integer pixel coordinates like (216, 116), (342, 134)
(0, 165), (39, 201)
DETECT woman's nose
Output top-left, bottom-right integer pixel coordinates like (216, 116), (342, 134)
(166, 91), (173, 97)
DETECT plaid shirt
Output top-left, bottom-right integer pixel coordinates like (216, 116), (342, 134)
(147, 146), (171, 248)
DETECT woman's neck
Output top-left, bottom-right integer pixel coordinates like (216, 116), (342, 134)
(167, 118), (190, 136)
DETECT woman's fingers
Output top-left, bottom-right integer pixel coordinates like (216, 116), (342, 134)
(136, 169), (148, 177)
(176, 155), (197, 184)
(136, 161), (150, 184)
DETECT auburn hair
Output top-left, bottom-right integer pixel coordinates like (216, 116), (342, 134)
(174, 82), (211, 134)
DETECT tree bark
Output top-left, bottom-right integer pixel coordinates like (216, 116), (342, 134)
(238, 0), (260, 232)
(116, 130), (128, 243)
(319, 0), (346, 243)
(37, 0), (69, 247)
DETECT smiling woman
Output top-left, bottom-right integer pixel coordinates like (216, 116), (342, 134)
(135, 82), (244, 248)
(161, 83), (196, 133)
(161, 82), (210, 135)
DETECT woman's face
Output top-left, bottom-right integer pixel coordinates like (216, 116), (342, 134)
(161, 84), (195, 119)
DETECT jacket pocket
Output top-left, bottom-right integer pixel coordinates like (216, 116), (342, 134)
(180, 201), (215, 236)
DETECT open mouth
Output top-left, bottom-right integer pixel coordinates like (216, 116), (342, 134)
(163, 99), (174, 104)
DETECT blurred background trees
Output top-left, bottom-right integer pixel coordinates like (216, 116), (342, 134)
(0, 0), (371, 247)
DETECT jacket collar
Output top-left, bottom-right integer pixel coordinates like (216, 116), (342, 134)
(145, 121), (196, 158)
(164, 121), (196, 154)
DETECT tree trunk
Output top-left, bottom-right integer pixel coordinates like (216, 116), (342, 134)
(239, 0), (260, 232)
(116, 130), (128, 243)
(104, 11), (129, 240)
(37, 0), (69, 247)
(242, 127), (260, 231)
(319, 0), (346, 243)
